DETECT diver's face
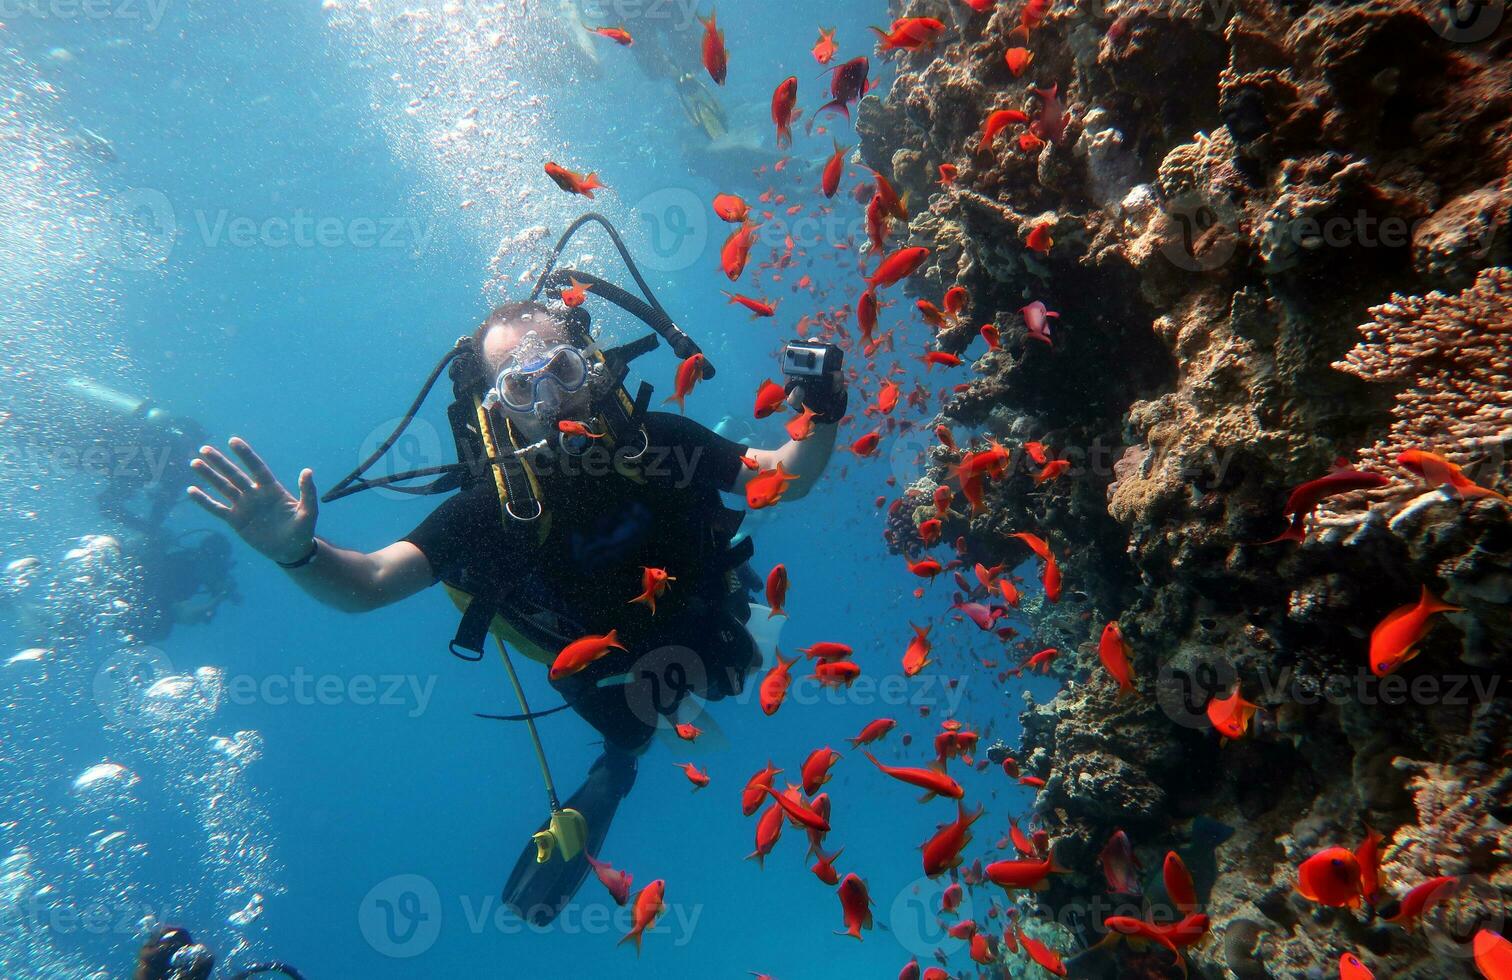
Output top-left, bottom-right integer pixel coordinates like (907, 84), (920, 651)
(483, 318), (593, 427)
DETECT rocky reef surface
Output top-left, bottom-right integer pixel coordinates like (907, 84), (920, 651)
(861, 0), (1512, 976)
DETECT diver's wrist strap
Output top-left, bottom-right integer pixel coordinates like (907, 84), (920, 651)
(275, 538), (319, 569)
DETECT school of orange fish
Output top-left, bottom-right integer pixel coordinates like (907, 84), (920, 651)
(543, 3), (1509, 976)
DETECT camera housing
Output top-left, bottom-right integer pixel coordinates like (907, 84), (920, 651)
(780, 339), (844, 379)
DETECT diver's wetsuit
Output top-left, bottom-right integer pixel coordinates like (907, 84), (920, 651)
(403, 411), (760, 750)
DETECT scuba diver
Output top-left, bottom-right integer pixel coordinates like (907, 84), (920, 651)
(185, 216), (847, 926)
(124, 528), (241, 643)
(134, 924), (305, 980)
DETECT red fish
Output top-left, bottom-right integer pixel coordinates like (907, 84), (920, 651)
(811, 56), (871, 130)
(903, 622), (933, 676)
(1019, 131), (1046, 153)
(1207, 687), (1258, 741)
(722, 222), (761, 280)
(674, 722), (701, 742)
(1098, 621), (1137, 697)
(801, 747), (842, 795)
(906, 555), (943, 579)
(1035, 459), (1070, 483)
(917, 301), (948, 330)
(978, 108), (1029, 152)
(747, 464), (799, 509)
(938, 163), (959, 185)
(866, 192), (891, 251)
(812, 846), (843, 886)
(981, 323), (1001, 350)
(1100, 829), (1142, 894)
(544, 162), (603, 198)
(851, 431), (882, 457)
(1397, 449), (1509, 503)
(871, 17), (946, 52)
(812, 27), (838, 64)
(771, 76), (800, 150)
(713, 193), (750, 222)
(814, 661), (861, 686)
(663, 353), (705, 413)
(741, 761), (782, 816)
(586, 852), (633, 906)
(1339, 952), (1375, 980)
(628, 566), (676, 614)
(848, 718), (896, 747)
(918, 351), (962, 370)
(699, 9), (727, 85)
(1102, 917), (1185, 973)
(835, 874), (874, 940)
(1164, 852), (1197, 913)
(921, 799), (984, 875)
(676, 761), (710, 790)
(877, 380), (900, 414)
(1369, 586), (1461, 677)
(1474, 929), (1512, 979)
(1296, 847), (1363, 908)
(559, 277), (591, 307)
(557, 420), (604, 440)
(864, 750), (963, 801)
(1020, 300), (1059, 345)
(550, 630), (627, 680)
(1355, 824), (1384, 905)
(1017, 0), (1052, 36)
(786, 405), (819, 441)
(918, 518), (942, 546)
(870, 246), (930, 288)
(943, 285), (969, 315)
(1008, 818), (1036, 857)
(722, 291), (778, 319)
(1005, 46), (1034, 76)
(1025, 221), (1054, 253)
(858, 288), (880, 341)
(822, 139), (849, 198)
(754, 378), (788, 419)
(1385, 876), (1458, 929)
(765, 564), (788, 617)
(747, 803), (784, 867)
(759, 652), (797, 715)
(1268, 462), (1392, 542)
(764, 784), (831, 833)
(1021, 647), (1058, 673)
(618, 879), (666, 955)
(986, 853), (1067, 892)
(590, 26), (634, 45)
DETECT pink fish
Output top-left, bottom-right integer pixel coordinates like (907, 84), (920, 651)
(1021, 301), (1059, 345)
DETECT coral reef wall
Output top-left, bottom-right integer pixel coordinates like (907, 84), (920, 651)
(860, 0), (1512, 976)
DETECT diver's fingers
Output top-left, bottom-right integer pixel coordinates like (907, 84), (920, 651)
(229, 436), (280, 489)
(198, 445), (254, 494)
(191, 456), (243, 501)
(186, 485), (232, 519)
(295, 468), (318, 520)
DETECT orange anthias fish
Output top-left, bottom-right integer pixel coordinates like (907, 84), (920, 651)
(786, 405), (820, 441)
(1102, 917), (1186, 973)
(676, 761), (710, 790)
(814, 661), (862, 686)
(722, 222), (761, 280)
(1356, 824), (1384, 905)
(754, 378), (788, 419)
(847, 718), (896, 747)
(1385, 876), (1459, 928)
(1474, 929), (1512, 979)
(628, 566), (676, 614)
(822, 139), (850, 198)
(871, 17), (946, 52)
(550, 630), (627, 680)
(1296, 847), (1363, 908)
(917, 300), (947, 330)
(1026, 221), (1054, 253)
(835, 874), (874, 940)
(1164, 852), (1198, 913)
(1339, 952), (1375, 980)
(903, 622), (933, 676)
(1368, 586), (1462, 677)
(559, 277), (591, 307)
(858, 288), (880, 340)
(747, 464), (799, 509)
(741, 761), (782, 816)
(978, 108), (1029, 152)
(1015, 0), (1053, 38)
(1005, 46), (1034, 76)
(850, 431), (882, 457)
(764, 784), (831, 833)
(557, 420), (604, 440)
(759, 652), (797, 715)
(869, 245), (931, 288)
(699, 9), (727, 84)
(1267, 462), (1392, 543)
(1397, 449), (1509, 503)
(877, 379), (900, 414)
(863, 750), (963, 801)
(812, 26), (839, 64)
(939, 163), (959, 185)
(1206, 687), (1258, 741)
(802, 747), (842, 794)
(812, 846), (843, 886)
(544, 162), (603, 198)
(713, 192), (751, 222)
(871, 170), (908, 220)
(981, 323), (1001, 350)
(986, 853), (1068, 892)
(723, 290), (778, 318)
(590, 25), (634, 45)
(771, 76), (800, 150)
(674, 722), (702, 742)
(747, 802), (784, 867)
(1018, 929), (1067, 976)
(923, 801), (984, 877)
(918, 351), (962, 370)
(1008, 818), (1037, 857)
(943, 285), (969, 315)
(906, 555), (943, 580)
(1098, 621), (1137, 697)
(586, 853), (633, 906)
(765, 564), (789, 617)
(618, 878), (666, 955)
(664, 353), (706, 413)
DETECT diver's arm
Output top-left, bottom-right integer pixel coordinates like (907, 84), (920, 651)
(737, 422), (839, 501)
(187, 438), (433, 613)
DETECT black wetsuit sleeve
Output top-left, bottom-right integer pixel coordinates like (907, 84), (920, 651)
(402, 484), (498, 584)
(645, 412), (748, 492)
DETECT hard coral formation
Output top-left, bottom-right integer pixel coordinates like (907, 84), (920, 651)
(864, 0), (1512, 975)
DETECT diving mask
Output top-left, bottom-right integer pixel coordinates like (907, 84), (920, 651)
(485, 331), (592, 414)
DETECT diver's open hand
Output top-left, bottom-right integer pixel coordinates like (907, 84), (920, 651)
(188, 437), (318, 565)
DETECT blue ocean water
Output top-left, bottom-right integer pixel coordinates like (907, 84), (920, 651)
(1, 3), (1051, 977)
